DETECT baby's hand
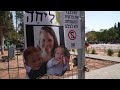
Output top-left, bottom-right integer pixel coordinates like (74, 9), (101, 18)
(59, 60), (64, 64)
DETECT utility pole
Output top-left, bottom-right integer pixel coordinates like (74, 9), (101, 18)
(77, 11), (85, 79)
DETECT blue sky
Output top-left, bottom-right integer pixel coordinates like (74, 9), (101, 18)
(12, 11), (16, 28)
(85, 11), (120, 32)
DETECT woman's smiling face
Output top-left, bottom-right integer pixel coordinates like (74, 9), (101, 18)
(40, 31), (54, 55)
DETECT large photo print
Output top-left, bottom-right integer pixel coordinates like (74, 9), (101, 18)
(24, 25), (70, 79)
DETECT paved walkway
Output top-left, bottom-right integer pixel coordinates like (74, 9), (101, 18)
(65, 63), (120, 79)
(85, 63), (120, 79)
(85, 54), (120, 62)
(64, 54), (120, 79)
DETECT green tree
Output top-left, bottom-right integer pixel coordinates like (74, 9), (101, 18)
(100, 29), (109, 43)
(117, 22), (120, 42)
(118, 22), (120, 29)
(91, 49), (96, 54)
(86, 31), (97, 43)
(15, 11), (24, 43)
(114, 23), (117, 29)
(108, 27), (118, 43)
(95, 31), (101, 43)
(0, 11), (14, 54)
(107, 49), (114, 56)
(86, 22), (120, 44)
(118, 50), (120, 57)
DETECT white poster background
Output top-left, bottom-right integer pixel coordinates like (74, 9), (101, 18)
(24, 11), (81, 50)
(23, 11), (82, 78)
(24, 11), (62, 49)
(24, 11), (58, 25)
(63, 11), (81, 49)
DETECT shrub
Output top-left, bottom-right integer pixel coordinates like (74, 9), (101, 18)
(107, 49), (114, 56)
(72, 49), (75, 52)
(86, 49), (90, 54)
(91, 49), (96, 54)
(118, 50), (120, 57)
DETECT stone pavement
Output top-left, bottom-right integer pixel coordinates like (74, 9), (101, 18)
(85, 54), (120, 62)
(64, 54), (120, 79)
(64, 63), (120, 79)
(85, 63), (120, 79)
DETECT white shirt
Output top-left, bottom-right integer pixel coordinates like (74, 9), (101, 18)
(47, 57), (67, 76)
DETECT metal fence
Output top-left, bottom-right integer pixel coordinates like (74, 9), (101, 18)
(0, 50), (81, 79)
(0, 11), (85, 79)
(1, 24), (80, 79)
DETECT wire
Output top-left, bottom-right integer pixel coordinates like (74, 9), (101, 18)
(8, 28), (10, 79)
(16, 12), (20, 79)
(0, 67), (24, 71)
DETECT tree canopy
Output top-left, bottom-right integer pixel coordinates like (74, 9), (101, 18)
(86, 22), (120, 44)
(0, 11), (24, 45)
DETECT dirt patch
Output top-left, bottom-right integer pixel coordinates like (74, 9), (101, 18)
(0, 51), (26, 79)
(43, 58), (119, 79)
(85, 58), (119, 70)
(0, 58), (119, 79)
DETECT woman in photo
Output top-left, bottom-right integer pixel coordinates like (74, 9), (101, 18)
(37, 26), (58, 63)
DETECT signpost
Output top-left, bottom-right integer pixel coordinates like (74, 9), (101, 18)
(77, 11), (85, 79)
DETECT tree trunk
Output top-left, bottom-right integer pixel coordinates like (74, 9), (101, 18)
(0, 28), (4, 55)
